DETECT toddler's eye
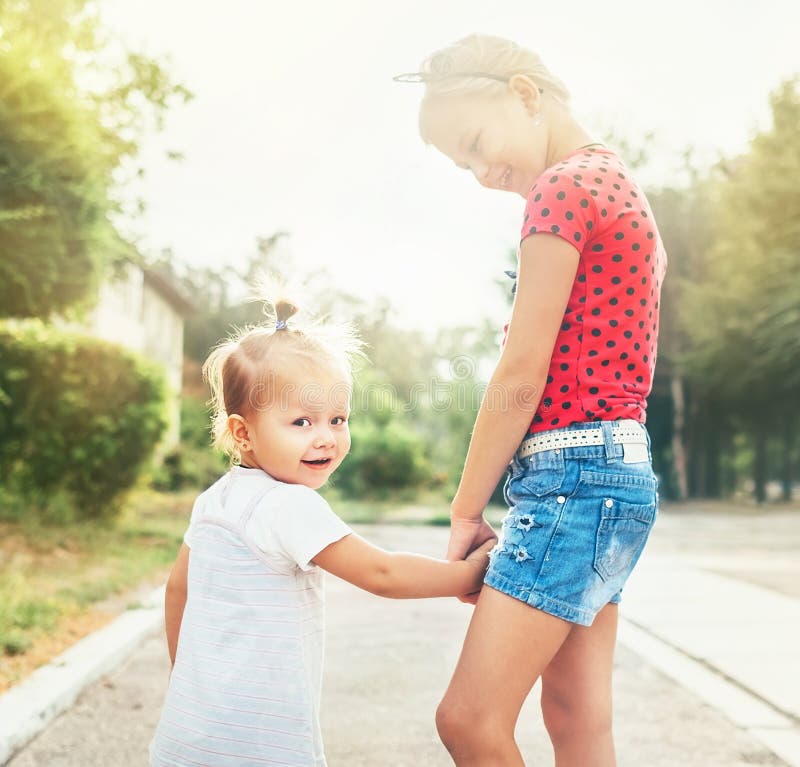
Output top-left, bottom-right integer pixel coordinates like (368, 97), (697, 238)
(331, 416), (348, 425)
(293, 418), (311, 427)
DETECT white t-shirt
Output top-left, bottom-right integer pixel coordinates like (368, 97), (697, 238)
(150, 466), (352, 767)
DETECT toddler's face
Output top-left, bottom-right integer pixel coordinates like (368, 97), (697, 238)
(244, 362), (352, 490)
(420, 88), (548, 197)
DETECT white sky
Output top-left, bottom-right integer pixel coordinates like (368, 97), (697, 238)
(102, 0), (799, 334)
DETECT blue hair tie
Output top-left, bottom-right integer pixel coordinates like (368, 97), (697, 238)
(275, 319), (288, 330)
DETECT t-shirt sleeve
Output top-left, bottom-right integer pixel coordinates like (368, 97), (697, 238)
(182, 492), (206, 548)
(520, 172), (598, 251)
(258, 485), (352, 572)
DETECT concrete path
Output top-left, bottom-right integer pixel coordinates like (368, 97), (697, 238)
(7, 515), (798, 767)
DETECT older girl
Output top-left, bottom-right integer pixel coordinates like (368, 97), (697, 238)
(402, 34), (667, 766)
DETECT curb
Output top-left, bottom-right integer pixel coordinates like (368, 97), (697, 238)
(0, 585), (165, 766)
(618, 617), (800, 767)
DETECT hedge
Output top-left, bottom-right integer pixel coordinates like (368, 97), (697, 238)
(0, 320), (168, 521)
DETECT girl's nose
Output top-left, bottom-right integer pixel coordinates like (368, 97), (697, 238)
(314, 426), (335, 448)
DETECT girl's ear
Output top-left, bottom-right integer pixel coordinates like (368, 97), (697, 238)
(508, 74), (542, 116)
(227, 414), (250, 446)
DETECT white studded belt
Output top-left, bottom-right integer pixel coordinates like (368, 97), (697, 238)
(517, 420), (647, 459)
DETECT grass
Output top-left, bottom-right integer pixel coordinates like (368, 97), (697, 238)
(0, 487), (193, 689)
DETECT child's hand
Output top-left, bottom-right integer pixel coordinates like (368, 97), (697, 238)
(461, 536), (497, 603)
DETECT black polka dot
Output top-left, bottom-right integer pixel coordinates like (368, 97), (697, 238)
(541, 208), (550, 216)
(592, 265), (603, 273)
(559, 345), (570, 353)
(550, 176), (560, 183)
(565, 211), (574, 220)
(557, 191), (566, 200)
(551, 225), (560, 233)
(589, 386), (599, 394)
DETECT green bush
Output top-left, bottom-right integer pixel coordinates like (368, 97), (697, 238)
(333, 416), (432, 498)
(151, 443), (228, 492)
(149, 395), (227, 492)
(0, 320), (168, 521)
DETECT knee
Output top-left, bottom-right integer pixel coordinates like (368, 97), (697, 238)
(435, 698), (468, 752)
(436, 697), (506, 757)
(541, 688), (612, 743)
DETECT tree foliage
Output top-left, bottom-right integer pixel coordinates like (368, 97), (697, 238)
(0, 0), (191, 318)
(679, 78), (800, 410)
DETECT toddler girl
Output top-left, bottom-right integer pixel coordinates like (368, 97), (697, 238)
(149, 297), (493, 767)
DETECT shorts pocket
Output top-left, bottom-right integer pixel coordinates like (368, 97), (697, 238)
(519, 449), (566, 497)
(593, 497), (656, 582)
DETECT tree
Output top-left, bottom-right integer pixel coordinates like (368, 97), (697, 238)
(679, 78), (800, 501)
(0, 0), (191, 318)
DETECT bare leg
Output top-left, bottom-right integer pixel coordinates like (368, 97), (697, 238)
(436, 586), (573, 766)
(540, 603), (618, 767)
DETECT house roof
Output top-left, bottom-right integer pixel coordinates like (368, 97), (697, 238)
(143, 267), (196, 317)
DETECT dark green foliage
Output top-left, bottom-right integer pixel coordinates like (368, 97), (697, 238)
(0, 321), (168, 521)
(151, 397), (228, 492)
(333, 417), (432, 498)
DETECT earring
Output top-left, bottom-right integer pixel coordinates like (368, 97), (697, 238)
(534, 111), (543, 127)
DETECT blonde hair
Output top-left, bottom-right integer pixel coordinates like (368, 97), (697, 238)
(417, 34), (571, 142)
(202, 297), (363, 464)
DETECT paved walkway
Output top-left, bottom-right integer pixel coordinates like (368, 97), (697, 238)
(8, 512), (799, 766)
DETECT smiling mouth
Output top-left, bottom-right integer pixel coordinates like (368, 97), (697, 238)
(302, 458), (333, 469)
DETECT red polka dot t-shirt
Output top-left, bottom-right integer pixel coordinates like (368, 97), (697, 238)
(510, 146), (668, 435)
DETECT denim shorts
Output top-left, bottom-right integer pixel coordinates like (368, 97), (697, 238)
(484, 419), (659, 626)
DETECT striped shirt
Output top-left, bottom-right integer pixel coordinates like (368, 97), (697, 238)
(150, 466), (351, 767)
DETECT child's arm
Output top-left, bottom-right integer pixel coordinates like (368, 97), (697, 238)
(165, 543), (190, 667)
(311, 533), (495, 599)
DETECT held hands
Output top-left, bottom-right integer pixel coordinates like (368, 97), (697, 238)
(448, 514), (497, 605)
